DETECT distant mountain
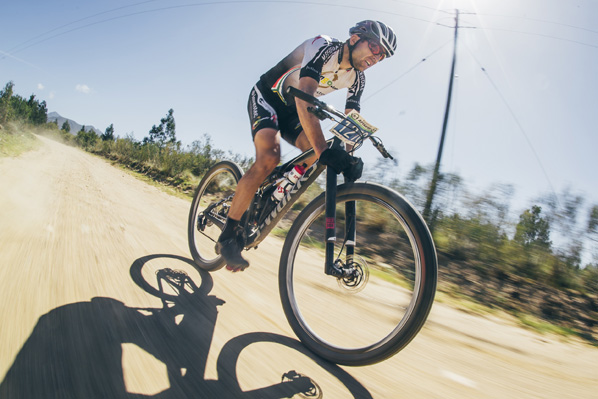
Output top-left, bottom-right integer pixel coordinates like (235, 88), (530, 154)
(47, 112), (103, 136)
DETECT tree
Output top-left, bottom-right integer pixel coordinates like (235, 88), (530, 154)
(27, 94), (47, 125)
(588, 205), (598, 237)
(587, 205), (598, 264)
(514, 205), (551, 249)
(76, 125), (98, 148)
(61, 120), (71, 133)
(580, 263), (598, 294)
(398, 163), (429, 211)
(102, 123), (115, 141)
(506, 205), (553, 280)
(0, 81), (46, 125)
(0, 81), (15, 124)
(464, 184), (513, 227)
(10, 94), (30, 121)
(146, 108), (176, 148)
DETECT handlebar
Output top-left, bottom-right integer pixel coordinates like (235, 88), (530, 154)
(287, 86), (345, 120)
(286, 86), (394, 160)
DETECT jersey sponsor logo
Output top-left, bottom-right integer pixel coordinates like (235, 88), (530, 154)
(252, 115), (276, 131)
(320, 45), (338, 63)
(252, 119), (263, 131)
(320, 77), (334, 87)
(304, 65), (320, 75)
(250, 86), (278, 132)
(319, 73), (339, 89)
(250, 90), (259, 117)
(305, 42), (340, 78)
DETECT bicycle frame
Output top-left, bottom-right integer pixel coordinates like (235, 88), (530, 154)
(201, 87), (392, 276)
(241, 136), (355, 277)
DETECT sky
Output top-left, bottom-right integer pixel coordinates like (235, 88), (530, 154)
(2, 0), (597, 228)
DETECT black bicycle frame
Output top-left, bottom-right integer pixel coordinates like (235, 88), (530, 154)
(242, 136), (357, 277)
(243, 145), (325, 249)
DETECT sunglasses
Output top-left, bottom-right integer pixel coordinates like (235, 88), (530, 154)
(366, 39), (386, 61)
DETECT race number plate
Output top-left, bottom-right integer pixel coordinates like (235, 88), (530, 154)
(330, 110), (378, 145)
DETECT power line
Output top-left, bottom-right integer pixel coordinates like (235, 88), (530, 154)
(478, 27), (598, 50)
(455, 9), (598, 49)
(3, 0), (596, 64)
(476, 12), (598, 35)
(461, 41), (560, 203)
(315, 39), (451, 140)
(0, 0), (437, 61)
(385, 0), (452, 13)
(1, 0), (161, 58)
(310, 38), (453, 158)
(363, 39), (452, 102)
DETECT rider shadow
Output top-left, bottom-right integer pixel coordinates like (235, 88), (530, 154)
(0, 254), (372, 399)
(0, 296), (150, 398)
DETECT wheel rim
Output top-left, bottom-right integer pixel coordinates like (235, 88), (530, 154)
(190, 166), (239, 265)
(285, 195), (424, 354)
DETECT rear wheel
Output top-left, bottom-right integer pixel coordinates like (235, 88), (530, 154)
(188, 161), (243, 271)
(279, 182), (437, 365)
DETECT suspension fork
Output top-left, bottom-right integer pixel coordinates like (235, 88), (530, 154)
(324, 166), (338, 276)
(345, 200), (356, 263)
(324, 171), (358, 276)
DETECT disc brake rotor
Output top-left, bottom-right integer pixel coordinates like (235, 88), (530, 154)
(337, 255), (369, 293)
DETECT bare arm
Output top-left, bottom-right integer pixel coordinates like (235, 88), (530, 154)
(296, 77), (329, 158)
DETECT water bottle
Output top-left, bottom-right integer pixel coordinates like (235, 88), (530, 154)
(271, 164), (306, 202)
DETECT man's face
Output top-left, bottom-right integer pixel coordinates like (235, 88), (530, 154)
(350, 35), (386, 72)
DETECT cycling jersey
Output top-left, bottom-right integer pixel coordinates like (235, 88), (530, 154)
(249, 35), (366, 144)
(260, 35), (365, 110)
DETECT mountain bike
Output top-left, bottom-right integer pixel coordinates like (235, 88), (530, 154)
(188, 87), (438, 366)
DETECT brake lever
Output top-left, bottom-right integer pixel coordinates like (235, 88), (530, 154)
(307, 106), (332, 121)
(370, 136), (394, 160)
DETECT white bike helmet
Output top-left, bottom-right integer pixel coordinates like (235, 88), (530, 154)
(349, 20), (397, 57)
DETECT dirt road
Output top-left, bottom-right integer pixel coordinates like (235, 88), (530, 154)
(1, 136), (596, 398)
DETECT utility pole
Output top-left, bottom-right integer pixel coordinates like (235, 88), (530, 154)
(422, 9), (460, 227)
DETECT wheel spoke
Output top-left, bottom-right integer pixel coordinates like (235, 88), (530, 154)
(279, 184), (437, 365)
(188, 162), (243, 271)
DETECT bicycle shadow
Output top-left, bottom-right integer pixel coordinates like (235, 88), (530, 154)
(0, 254), (372, 399)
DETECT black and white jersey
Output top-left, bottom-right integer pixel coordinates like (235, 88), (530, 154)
(258, 35), (366, 112)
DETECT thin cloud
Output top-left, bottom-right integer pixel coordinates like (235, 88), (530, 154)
(75, 84), (92, 94)
(37, 83), (44, 90)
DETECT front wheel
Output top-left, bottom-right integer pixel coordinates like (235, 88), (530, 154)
(279, 182), (437, 366)
(188, 161), (243, 271)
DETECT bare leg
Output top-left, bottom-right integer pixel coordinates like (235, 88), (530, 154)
(216, 128), (282, 270)
(227, 128), (281, 221)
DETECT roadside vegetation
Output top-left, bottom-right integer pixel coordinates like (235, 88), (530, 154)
(2, 80), (596, 343)
(0, 122), (40, 157)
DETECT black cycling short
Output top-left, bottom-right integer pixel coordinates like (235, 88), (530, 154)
(247, 84), (303, 145)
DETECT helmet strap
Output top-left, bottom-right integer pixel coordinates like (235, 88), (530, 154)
(346, 37), (362, 69)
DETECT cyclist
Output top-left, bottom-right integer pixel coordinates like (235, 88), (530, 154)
(216, 20), (397, 271)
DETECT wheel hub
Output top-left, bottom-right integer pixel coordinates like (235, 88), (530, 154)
(337, 256), (369, 293)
